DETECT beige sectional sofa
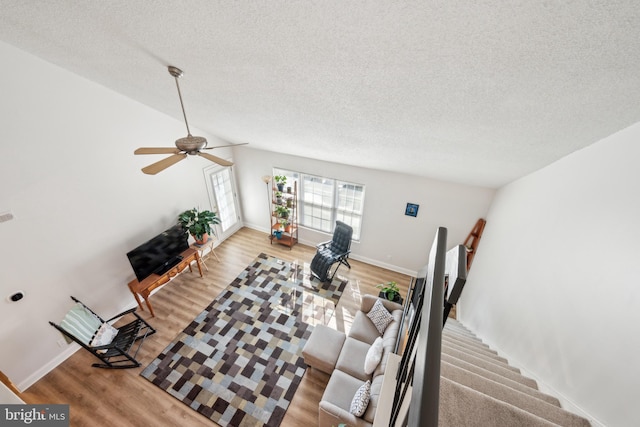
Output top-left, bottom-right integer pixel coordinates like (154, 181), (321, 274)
(303, 294), (404, 427)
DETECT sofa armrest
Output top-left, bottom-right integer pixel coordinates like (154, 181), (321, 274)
(319, 401), (364, 427)
(361, 294), (403, 314)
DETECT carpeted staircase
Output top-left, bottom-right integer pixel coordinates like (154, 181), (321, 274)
(439, 319), (592, 426)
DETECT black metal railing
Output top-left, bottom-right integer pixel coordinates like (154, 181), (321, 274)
(389, 227), (448, 426)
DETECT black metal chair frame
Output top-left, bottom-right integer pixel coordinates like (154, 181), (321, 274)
(310, 220), (353, 282)
(50, 296), (156, 369)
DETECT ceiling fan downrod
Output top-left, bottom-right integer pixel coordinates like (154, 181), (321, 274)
(168, 66), (192, 137)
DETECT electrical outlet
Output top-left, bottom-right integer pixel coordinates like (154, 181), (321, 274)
(57, 338), (67, 348)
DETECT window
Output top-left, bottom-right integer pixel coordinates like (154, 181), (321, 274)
(274, 168), (365, 240)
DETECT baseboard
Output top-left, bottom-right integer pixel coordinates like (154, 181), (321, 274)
(243, 224), (418, 277)
(347, 253), (417, 277)
(243, 222), (270, 235)
(18, 344), (80, 392)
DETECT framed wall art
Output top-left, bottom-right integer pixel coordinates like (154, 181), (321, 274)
(405, 203), (419, 217)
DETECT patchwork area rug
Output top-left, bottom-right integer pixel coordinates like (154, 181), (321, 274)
(141, 253), (348, 427)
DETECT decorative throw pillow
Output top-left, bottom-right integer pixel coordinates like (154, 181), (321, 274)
(90, 322), (119, 347)
(349, 380), (371, 417)
(364, 336), (384, 375)
(367, 299), (394, 335)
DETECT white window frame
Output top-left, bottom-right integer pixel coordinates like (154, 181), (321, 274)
(204, 164), (242, 242)
(274, 168), (365, 241)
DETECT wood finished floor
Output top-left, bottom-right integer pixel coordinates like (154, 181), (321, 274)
(23, 227), (412, 427)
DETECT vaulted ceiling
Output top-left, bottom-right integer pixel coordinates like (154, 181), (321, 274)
(2, 1), (639, 188)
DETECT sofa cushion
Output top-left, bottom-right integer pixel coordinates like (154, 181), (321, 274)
(322, 369), (367, 413)
(349, 311), (382, 345)
(350, 380), (371, 417)
(364, 337), (383, 375)
(367, 299), (394, 335)
(336, 337), (372, 381)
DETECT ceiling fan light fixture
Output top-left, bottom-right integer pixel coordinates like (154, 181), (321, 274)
(175, 135), (207, 153)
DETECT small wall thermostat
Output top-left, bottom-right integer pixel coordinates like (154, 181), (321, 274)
(8, 291), (24, 302)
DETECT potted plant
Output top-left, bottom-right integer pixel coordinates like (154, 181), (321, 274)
(275, 191), (283, 205)
(376, 281), (402, 303)
(274, 175), (287, 192)
(177, 208), (220, 244)
(275, 205), (289, 219)
(281, 219), (292, 233)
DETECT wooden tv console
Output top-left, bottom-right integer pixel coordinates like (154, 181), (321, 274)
(127, 247), (202, 317)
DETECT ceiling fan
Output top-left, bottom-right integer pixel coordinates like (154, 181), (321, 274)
(134, 65), (247, 175)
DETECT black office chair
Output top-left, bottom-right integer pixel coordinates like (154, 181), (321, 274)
(310, 221), (353, 282)
(50, 296), (156, 369)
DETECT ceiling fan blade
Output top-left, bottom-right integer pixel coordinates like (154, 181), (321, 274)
(135, 147), (180, 155)
(198, 152), (234, 167)
(141, 154), (187, 175)
(202, 142), (249, 150)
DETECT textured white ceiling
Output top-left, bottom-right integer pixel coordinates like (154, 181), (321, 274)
(2, 1), (639, 188)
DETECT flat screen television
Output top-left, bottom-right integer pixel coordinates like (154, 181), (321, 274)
(126, 225), (189, 282)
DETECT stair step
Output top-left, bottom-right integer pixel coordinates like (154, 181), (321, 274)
(442, 353), (538, 389)
(442, 344), (519, 373)
(439, 377), (559, 427)
(442, 329), (493, 351)
(442, 337), (506, 362)
(445, 318), (472, 332)
(443, 328), (489, 347)
(442, 334), (499, 356)
(444, 323), (477, 339)
(442, 332), (497, 353)
(441, 359), (559, 406)
(441, 362), (589, 426)
(443, 326), (488, 343)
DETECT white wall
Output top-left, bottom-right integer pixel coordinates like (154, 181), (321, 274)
(458, 122), (640, 427)
(0, 41), (232, 389)
(233, 147), (495, 274)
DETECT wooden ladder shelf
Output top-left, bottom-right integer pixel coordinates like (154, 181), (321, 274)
(463, 218), (486, 271)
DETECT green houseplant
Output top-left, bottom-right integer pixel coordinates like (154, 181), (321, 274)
(275, 205), (289, 219)
(376, 281), (401, 302)
(177, 208), (220, 244)
(274, 175), (287, 191)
